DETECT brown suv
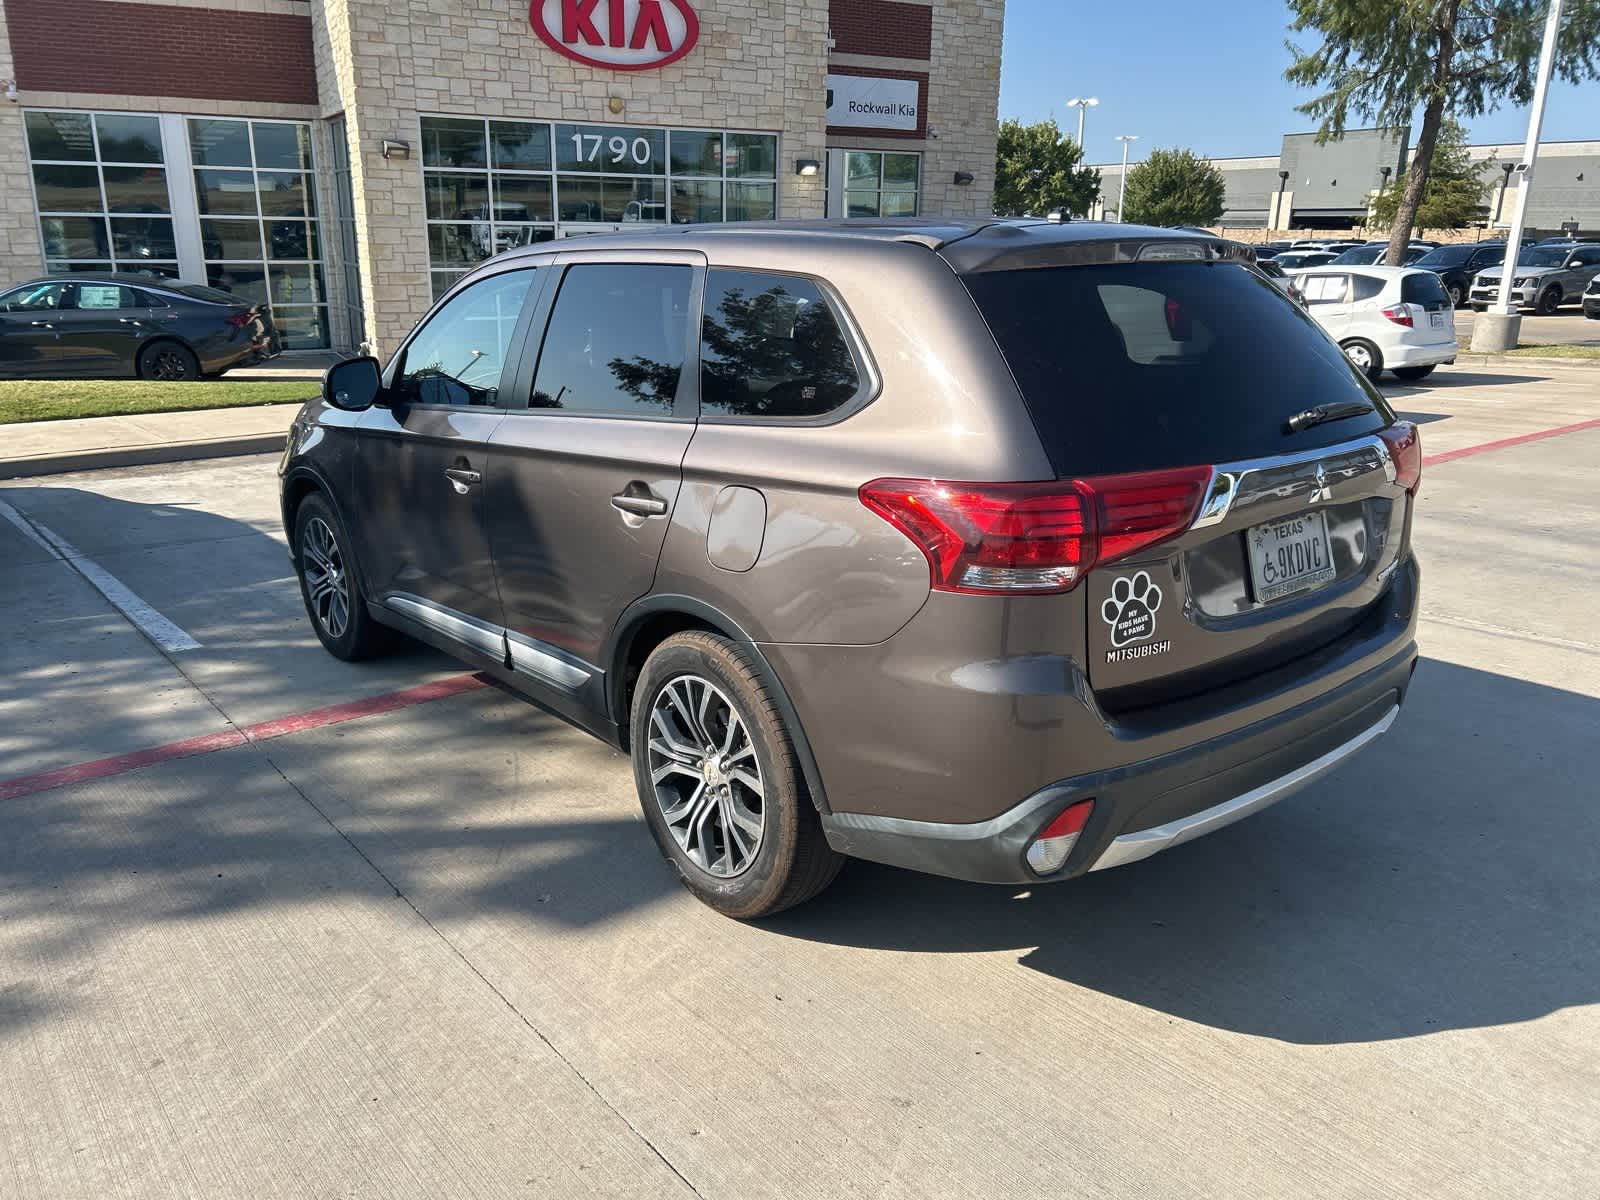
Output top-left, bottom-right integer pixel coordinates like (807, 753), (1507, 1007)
(280, 219), (1421, 918)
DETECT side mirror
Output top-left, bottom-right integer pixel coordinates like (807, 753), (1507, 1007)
(323, 356), (382, 411)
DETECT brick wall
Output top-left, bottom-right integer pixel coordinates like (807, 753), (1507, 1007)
(828, 0), (932, 60)
(4, 0), (316, 105)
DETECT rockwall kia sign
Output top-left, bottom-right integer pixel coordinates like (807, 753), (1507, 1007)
(825, 73), (920, 132)
(531, 0), (700, 70)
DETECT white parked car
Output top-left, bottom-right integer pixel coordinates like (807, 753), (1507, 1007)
(1289, 265), (1457, 381)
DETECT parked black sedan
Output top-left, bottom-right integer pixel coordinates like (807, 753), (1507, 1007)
(0, 274), (277, 380)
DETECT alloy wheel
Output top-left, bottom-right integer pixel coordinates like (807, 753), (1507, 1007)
(646, 674), (765, 877)
(301, 516), (350, 638)
(1344, 343), (1373, 371)
(148, 349), (192, 380)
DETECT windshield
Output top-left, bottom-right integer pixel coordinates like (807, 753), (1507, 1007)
(961, 261), (1390, 476)
(1511, 247), (1570, 268)
(1413, 245), (1478, 267)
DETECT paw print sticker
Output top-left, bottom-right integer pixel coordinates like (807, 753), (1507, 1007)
(1102, 571), (1163, 648)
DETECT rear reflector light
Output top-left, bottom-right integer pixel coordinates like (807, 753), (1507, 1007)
(1379, 421), (1422, 493)
(1026, 799), (1095, 875)
(860, 466), (1209, 595)
(1381, 305), (1413, 327)
(225, 311), (255, 328)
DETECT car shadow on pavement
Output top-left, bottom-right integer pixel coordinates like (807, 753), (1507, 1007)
(768, 657), (1600, 1046)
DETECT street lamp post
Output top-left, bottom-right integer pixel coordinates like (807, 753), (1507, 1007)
(1115, 134), (1138, 220)
(1065, 97), (1099, 151)
(1473, 0), (1564, 352)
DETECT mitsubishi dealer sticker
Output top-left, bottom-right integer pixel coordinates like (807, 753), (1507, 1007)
(1101, 571), (1172, 663)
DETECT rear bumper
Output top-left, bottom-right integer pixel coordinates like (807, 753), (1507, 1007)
(821, 641), (1416, 884)
(819, 553), (1420, 883)
(1385, 339), (1456, 368)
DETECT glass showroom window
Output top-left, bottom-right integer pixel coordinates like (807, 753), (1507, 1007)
(190, 117), (329, 348)
(422, 116), (557, 301)
(420, 116), (779, 299)
(25, 110), (179, 279)
(843, 151), (920, 218)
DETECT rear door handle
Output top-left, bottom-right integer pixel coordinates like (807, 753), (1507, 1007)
(611, 491), (668, 517)
(444, 466), (482, 494)
(30, 321), (53, 328)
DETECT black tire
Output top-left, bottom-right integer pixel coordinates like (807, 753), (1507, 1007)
(1340, 338), (1384, 381)
(292, 492), (387, 661)
(137, 340), (199, 381)
(1446, 282), (1465, 308)
(1535, 285), (1561, 316)
(1393, 365), (1436, 381)
(631, 632), (842, 919)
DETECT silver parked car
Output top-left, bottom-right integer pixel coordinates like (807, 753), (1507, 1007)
(1469, 243), (1600, 314)
(280, 219), (1421, 918)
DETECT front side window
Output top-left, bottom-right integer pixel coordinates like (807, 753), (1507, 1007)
(1, 283), (68, 312)
(701, 270), (861, 419)
(394, 269), (535, 407)
(530, 264), (692, 418)
(843, 151), (920, 218)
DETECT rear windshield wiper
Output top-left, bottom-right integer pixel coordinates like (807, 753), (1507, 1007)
(1285, 401), (1373, 433)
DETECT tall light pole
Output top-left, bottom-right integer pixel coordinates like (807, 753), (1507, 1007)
(1115, 134), (1138, 221)
(1473, 0), (1564, 352)
(1065, 97), (1098, 151)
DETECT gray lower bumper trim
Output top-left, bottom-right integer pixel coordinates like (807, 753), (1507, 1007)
(1088, 704), (1399, 872)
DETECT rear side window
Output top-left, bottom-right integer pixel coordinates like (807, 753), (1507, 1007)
(962, 261), (1389, 477)
(1400, 272), (1448, 307)
(1470, 247), (1505, 267)
(700, 270), (860, 419)
(531, 264), (692, 417)
(75, 283), (136, 310)
(1299, 274), (1349, 305)
(1351, 276), (1386, 301)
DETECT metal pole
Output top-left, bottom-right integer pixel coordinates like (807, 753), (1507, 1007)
(1077, 105), (1087, 151)
(1494, 0), (1563, 315)
(1115, 135), (1137, 220)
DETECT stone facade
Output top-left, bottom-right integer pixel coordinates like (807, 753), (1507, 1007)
(0, 15), (42, 287)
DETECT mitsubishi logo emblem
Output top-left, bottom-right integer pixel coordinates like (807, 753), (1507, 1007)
(1310, 463), (1332, 503)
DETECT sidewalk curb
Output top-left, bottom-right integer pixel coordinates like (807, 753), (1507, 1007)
(1453, 352), (1600, 369)
(0, 432), (287, 480)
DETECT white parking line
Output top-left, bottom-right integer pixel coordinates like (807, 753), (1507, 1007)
(0, 499), (202, 653)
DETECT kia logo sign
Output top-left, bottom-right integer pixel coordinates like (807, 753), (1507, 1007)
(531, 0), (700, 71)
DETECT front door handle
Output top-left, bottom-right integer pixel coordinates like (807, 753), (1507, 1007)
(444, 466), (482, 494)
(611, 491), (668, 517)
(30, 321), (53, 328)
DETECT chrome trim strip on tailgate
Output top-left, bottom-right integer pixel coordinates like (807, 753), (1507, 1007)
(1188, 433), (1394, 529)
(1089, 704), (1399, 872)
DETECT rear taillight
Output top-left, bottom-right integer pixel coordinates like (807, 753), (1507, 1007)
(1379, 421), (1422, 494)
(1381, 305), (1413, 327)
(1026, 799), (1095, 875)
(225, 311), (255, 328)
(859, 465), (1210, 595)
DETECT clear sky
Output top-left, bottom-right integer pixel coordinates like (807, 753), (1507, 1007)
(997, 0), (1600, 167)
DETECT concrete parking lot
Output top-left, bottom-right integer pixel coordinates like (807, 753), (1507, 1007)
(2, 361), (1598, 1198)
(1454, 307), (1599, 346)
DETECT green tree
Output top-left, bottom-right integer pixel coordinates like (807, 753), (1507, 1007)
(1368, 118), (1490, 229)
(1119, 148), (1227, 226)
(993, 118), (1100, 218)
(1286, 0), (1600, 265)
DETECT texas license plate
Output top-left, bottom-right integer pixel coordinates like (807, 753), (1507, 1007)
(1247, 511), (1336, 602)
(1430, 312), (1446, 328)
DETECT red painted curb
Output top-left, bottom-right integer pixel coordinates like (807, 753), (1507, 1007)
(0, 672), (491, 802)
(1423, 417), (1600, 467)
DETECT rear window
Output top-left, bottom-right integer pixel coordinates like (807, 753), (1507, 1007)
(962, 261), (1390, 476)
(1400, 272), (1449, 307)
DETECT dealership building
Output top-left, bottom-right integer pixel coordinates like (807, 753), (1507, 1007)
(1092, 127), (1600, 235)
(0, 0), (1003, 354)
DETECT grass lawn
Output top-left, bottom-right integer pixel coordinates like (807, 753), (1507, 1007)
(1500, 343), (1600, 361)
(0, 379), (317, 424)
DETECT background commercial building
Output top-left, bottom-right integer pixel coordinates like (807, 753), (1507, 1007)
(0, 0), (1003, 355)
(1092, 128), (1600, 236)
